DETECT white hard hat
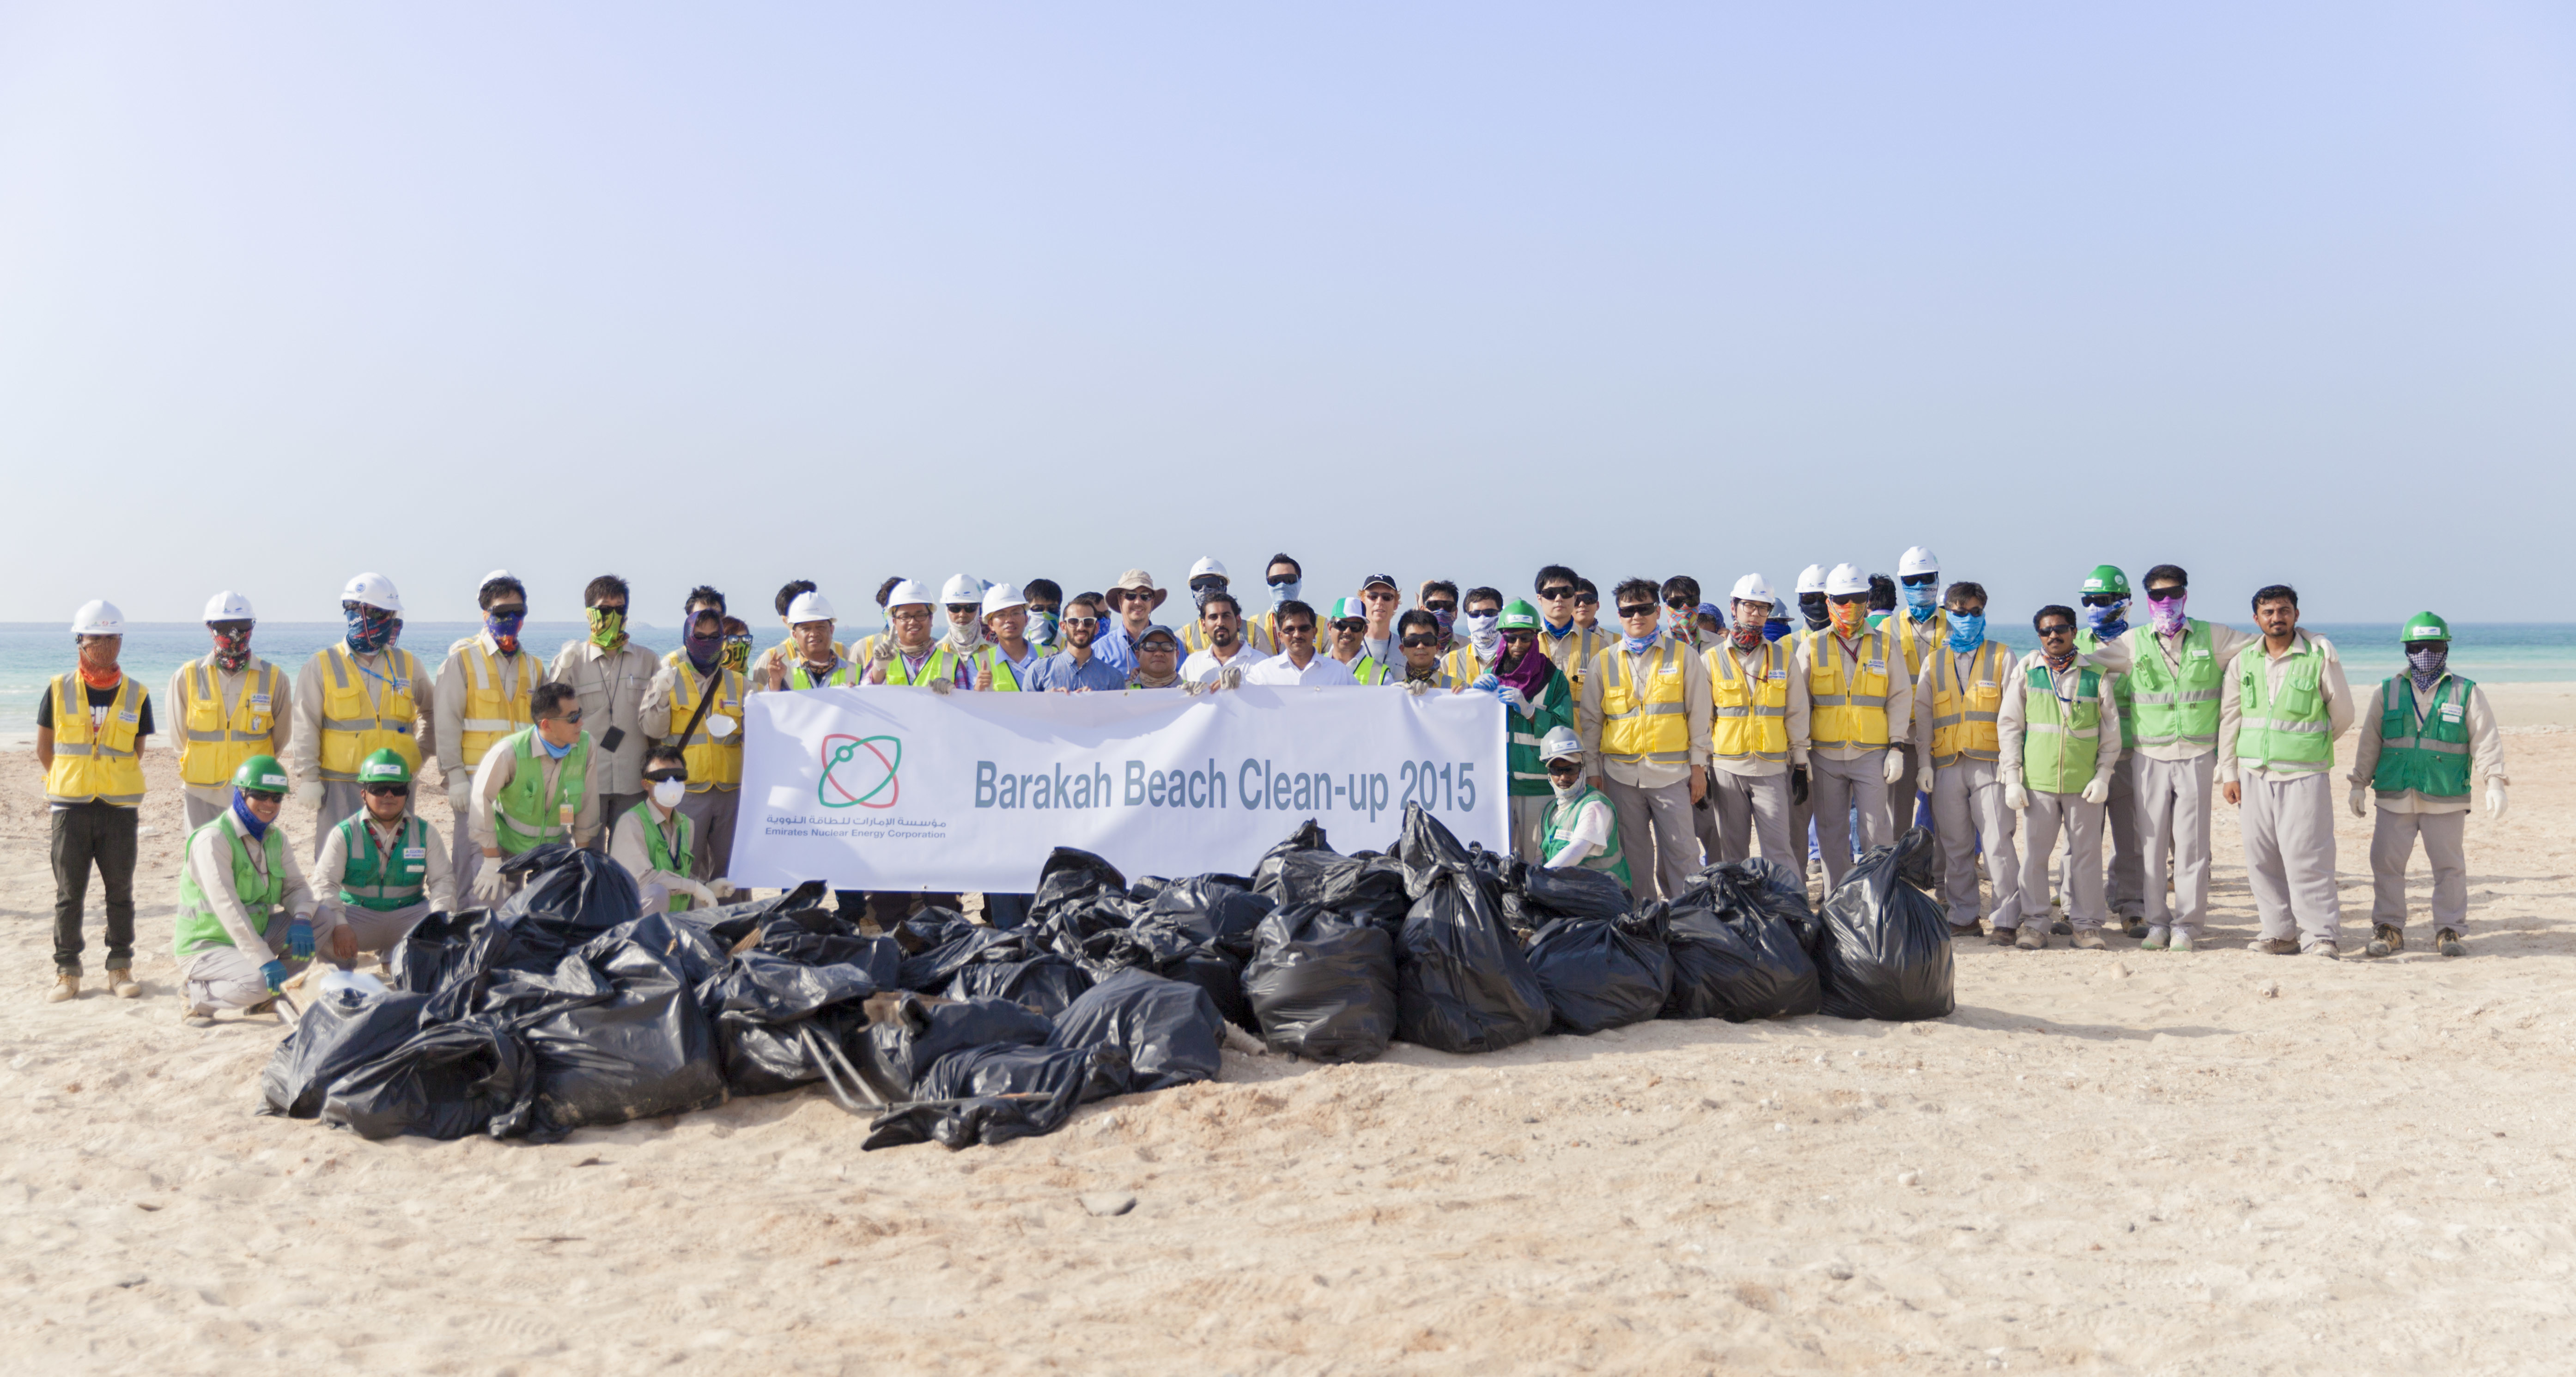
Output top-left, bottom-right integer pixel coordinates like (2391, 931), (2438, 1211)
(1794, 564), (1829, 596)
(478, 568), (517, 591)
(980, 582), (1030, 617)
(785, 591), (838, 626)
(70, 600), (125, 637)
(884, 579), (933, 611)
(1897, 546), (1939, 578)
(1539, 726), (1584, 763)
(1727, 573), (1776, 608)
(341, 572), (403, 614)
(1188, 556), (1229, 582)
(203, 590), (255, 622)
(939, 574), (985, 607)
(1824, 563), (1870, 597)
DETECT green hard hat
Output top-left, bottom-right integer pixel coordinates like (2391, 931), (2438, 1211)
(357, 747), (413, 786)
(2079, 564), (2130, 598)
(2400, 611), (2451, 644)
(1498, 599), (1541, 632)
(1329, 596), (1367, 624)
(231, 754), (290, 795)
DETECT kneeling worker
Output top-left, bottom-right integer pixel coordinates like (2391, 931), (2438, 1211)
(2349, 613), (2505, 958)
(312, 749), (452, 961)
(465, 682), (600, 904)
(610, 745), (737, 916)
(175, 755), (319, 1025)
(1539, 727), (1629, 886)
(1996, 607), (2121, 950)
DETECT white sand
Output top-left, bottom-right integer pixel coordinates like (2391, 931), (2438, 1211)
(5, 722), (2573, 1372)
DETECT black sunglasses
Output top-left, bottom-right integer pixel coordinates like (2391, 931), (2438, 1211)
(1400, 634), (1443, 648)
(1899, 573), (1938, 587)
(1537, 585), (1575, 600)
(2146, 586), (2186, 601)
(1424, 600), (1456, 613)
(2080, 594), (2125, 608)
(1574, 593), (1600, 606)
(1267, 575), (1300, 587)
(1544, 760), (1583, 775)
(1664, 596), (1694, 609)
(1189, 577), (1226, 592)
(241, 789), (286, 803)
(361, 783), (408, 798)
(945, 604), (978, 614)
(1501, 630), (1537, 642)
(1332, 620), (1367, 632)
(1828, 593), (1868, 605)
(2039, 624), (2077, 637)
(643, 768), (688, 783)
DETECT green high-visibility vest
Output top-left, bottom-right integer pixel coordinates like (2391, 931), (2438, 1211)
(2371, 674), (2473, 801)
(2122, 621), (2222, 750)
(975, 646), (1033, 692)
(2232, 639), (2334, 773)
(173, 811), (286, 958)
(627, 802), (698, 910)
(787, 659), (858, 689)
(2076, 629), (2138, 749)
(2021, 661), (2104, 795)
(882, 647), (960, 687)
(335, 813), (431, 912)
(493, 728), (591, 856)
(1541, 785), (1630, 887)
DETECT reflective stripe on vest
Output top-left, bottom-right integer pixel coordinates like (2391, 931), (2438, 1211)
(2371, 674), (2473, 800)
(1928, 640), (2010, 766)
(492, 728), (591, 855)
(2022, 661), (2104, 795)
(173, 812), (286, 958)
(1706, 641), (1790, 763)
(668, 665), (745, 791)
(884, 647), (958, 687)
(2123, 621), (2223, 748)
(977, 646), (1033, 692)
(177, 660), (281, 787)
(2233, 640), (2334, 772)
(1541, 786), (1630, 887)
(1893, 609), (1948, 679)
(1594, 639), (1692, 764)
(316, 644), (423, 781)
(788, 659), (859, 689)
(452, 637), (539, 769)
(1808, 629), (1894, 750)
(336, 814), (431, 912)
(43, 673), (147, 806)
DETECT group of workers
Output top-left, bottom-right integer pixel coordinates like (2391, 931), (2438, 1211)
(36, 551), (2505, 1021)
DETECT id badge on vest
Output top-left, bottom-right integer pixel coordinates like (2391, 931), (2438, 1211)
(402, 846), (427, 861)
(2439, 703), (2463, 724)
(559, 803), (576, 828)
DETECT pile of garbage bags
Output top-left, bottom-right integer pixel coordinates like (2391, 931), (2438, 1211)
(261, 817), (1953, 1151)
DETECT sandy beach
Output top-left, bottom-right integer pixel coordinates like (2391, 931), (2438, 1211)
(5, 693), (2572, 1374)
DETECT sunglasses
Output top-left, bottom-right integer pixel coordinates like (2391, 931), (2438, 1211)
(1332, 619), (1367, 631)
(1545, 761), (1583, 776)
(1400, 634), (1443, 648)
(644, 768), (687, 783)
(363, 784), (409, 798)
(546, 710), (585, 725)
(241, 789), (286, 804)
(1279, 622), (1316, 636)
(1424, 600), (1456, 614)
(1061, 616), (1100, 629)
(723, 633), (753, 645)
(1665, 596), (1694, 609)
(1828, 593), (1868, 605)
(488, 606), (528, 620)
(1501, 631), (1537, 643)
(945, 604), (978, 615)
(1574, 593), (1599, 606)
(1899, 573), (1938, 587)
(208, 620), (253, 635)
(2146, 587), (2186, 601)
(2039, 624), (2076, 637)
(1189, 578), (1226, 592)
(1616, 603), (1658, 619)
(1267, 575), (1300, 587)
(2080, 594), (2125, 608)
(1361, 589), (1397, 601)
(1538, 585), (1575, 600)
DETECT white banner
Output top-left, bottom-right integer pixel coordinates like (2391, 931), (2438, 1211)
(729, 684), (1507, 892)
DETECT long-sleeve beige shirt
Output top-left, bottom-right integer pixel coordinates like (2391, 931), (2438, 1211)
(2217, 631), (2356, 784)
(289, 646), (436, 790)
(608, 803), (699, 916)
(468, 731), (602, 853)
(182, 814), (316, 962)
(166, 655), (295, 811)
(1909, 638), (2014, 765)
(431, 631), (538, 793)
(1793, 629), (1914, 763)
(312, 811), (457, 925)
(1707, 640), (1810, 777)
(551, 637), (662, 796)
(2346, 673), (2508, 813)
(1577, 637), (1712, 788)
(2076, 621), (2256, 762)
(1996, 650), (2126, 792)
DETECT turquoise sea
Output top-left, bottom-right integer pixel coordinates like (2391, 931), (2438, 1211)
(5, 620), (2572, 727)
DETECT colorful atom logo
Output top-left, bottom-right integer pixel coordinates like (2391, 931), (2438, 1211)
(818, 733), (903, 810)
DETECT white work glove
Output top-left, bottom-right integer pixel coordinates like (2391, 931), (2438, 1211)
(1405, 678), (1432, 697)
(927, 677), (953, 696)
(1881, 752), (1907, 785)
(1494, 684), (1526, 712)
(673, 878), (718, 908)
(1917, 765), (1934, 795)
(2487, 781), (2508, 820)
(2348, 783), (2369, 819)
(295, 780), (323, 810)
(1215, 663), (1243, 691)
(468, 867), (506, 905)
(709, 878), (739, 901)
(2080, 775), (2110, 806)
(1180, 679), (1208, 696)
(447, 780), (473, 818)
(2004, 782), (2029, 812)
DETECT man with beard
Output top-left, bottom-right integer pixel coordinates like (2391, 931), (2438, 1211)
(1027, 594), (1130, 693)
(1181, 589), (1269, 686)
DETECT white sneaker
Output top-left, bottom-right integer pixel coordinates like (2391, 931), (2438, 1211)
(2139, 926), (2170, 952)
(2169, 931), (2196, 953)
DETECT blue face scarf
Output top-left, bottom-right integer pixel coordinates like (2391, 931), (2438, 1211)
(1904, 582), (1939, 619)
(345, 605), (398, 655)
(231, 790), (271, 840)
(1946, 613), (1987, 653)
(2084, 600), (2130, 640)
(538, 732), (574, 760)
(1623, 628), (1660, 654)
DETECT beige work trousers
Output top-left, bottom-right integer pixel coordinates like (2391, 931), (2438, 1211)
(2369, 807), (2468, 935)
(2019, 790), (2106, 931)
(2240, 770), (2342, 948)
(1932, 759), (2020, 931)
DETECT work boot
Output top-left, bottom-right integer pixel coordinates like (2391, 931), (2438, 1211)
(2436, 928), (2467, 958)
(2071, 927), (2109, 951)
(2365, 924), (2405, 958)
(2169, 931), (2196, 954)
(2254, 938), (2301, 955)
(2051, 920), (2073, 936)
(179, 1001), (215, 1028)
(2303, 942), (2340, 960)
(46, 971), (80, 1003)
(1949, 920), (1985, 940)
(2122, 916), (2149, 939)
(244, 997), (278, 1017)
(2017, 923), (2048, 951)
(2139, 927), (2170, 952)
(106, 964), (141, 999)
(1987, 927), (2017, 946)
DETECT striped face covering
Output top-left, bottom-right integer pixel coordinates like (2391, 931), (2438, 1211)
(2407, 645), (2447, 693)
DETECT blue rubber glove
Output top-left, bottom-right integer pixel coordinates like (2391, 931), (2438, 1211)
(286, 917), (315, 959)
(259, 959), (291, 992)
(1494, 684), (1526, 712)
(1469, 674), (1499, 694)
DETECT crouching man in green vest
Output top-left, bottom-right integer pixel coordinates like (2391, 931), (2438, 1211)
(464, 682), (600, 904)
(2219, 584), (2356, 957)
(1538, 727), (1630, 889)
(2347, 613), (2506, 958)
(608, 745), (739, 916)
(175, 755), (319, 1025)
(311, 748), (453, 961)
(1996, 606), (2123, 950)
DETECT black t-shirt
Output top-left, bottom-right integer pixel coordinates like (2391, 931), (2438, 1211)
(35, 679), (154, 738)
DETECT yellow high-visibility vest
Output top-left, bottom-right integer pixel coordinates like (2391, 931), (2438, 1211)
(1706, 641), (1791, 763)
(666, 664), (746, 791)
(1807, 628), (1895, 750)
(1926, 639), (2011, 766)
(175, 658), (281, 788)
(449, 636), (538, 770)
(43, 673), (146, 806)
(313, 644), (424, 781)
(1592, 640), (1691, 764)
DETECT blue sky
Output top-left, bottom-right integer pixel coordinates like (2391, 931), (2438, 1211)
(2, 3), (2570, 626)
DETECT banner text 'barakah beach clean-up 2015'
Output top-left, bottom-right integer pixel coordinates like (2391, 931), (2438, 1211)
(730, 685), (1508, 892)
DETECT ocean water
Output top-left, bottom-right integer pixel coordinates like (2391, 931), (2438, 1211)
(4, 620), (2570, 725)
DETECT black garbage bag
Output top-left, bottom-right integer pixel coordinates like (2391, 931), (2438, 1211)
(386, 910), (518, 1024)
(1251, 819), (1332, 895)
(699, 880), (835, 948)
(1049, 967), (1223, 1092)
(1142, 874), (1273, 957)
(1525, 915), (1673, 1035)
(1504, 863), (1633, 940)
(698, 950), (880, 1096)
(601, 910), (730, 986)
(1028, 847), (1128, 921)
(1245, 902), (1397, 1062)
(1316, 854), (1416, 931)
(259, 987), (434, 1118)
(514, 930), (729, 1141)
(320, 1015), (539, 1141)
(1395, 865), (1553, 1054)
(857, 993), (1057, 1097)
(898, 922), (1023, 992)
(1101, 918), (1253, 1031)
(944, 954), (1096, 1017)
(1394, 802), (1473, 878)
(1816, 827), (1954, 1022)
(494, 844), (643, 966)
(759, 926), (903, 986)
(1707, 857), (1825, 954)
(1659, 895), (1820, 1022)
(860, 1043), (1130, 1151)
